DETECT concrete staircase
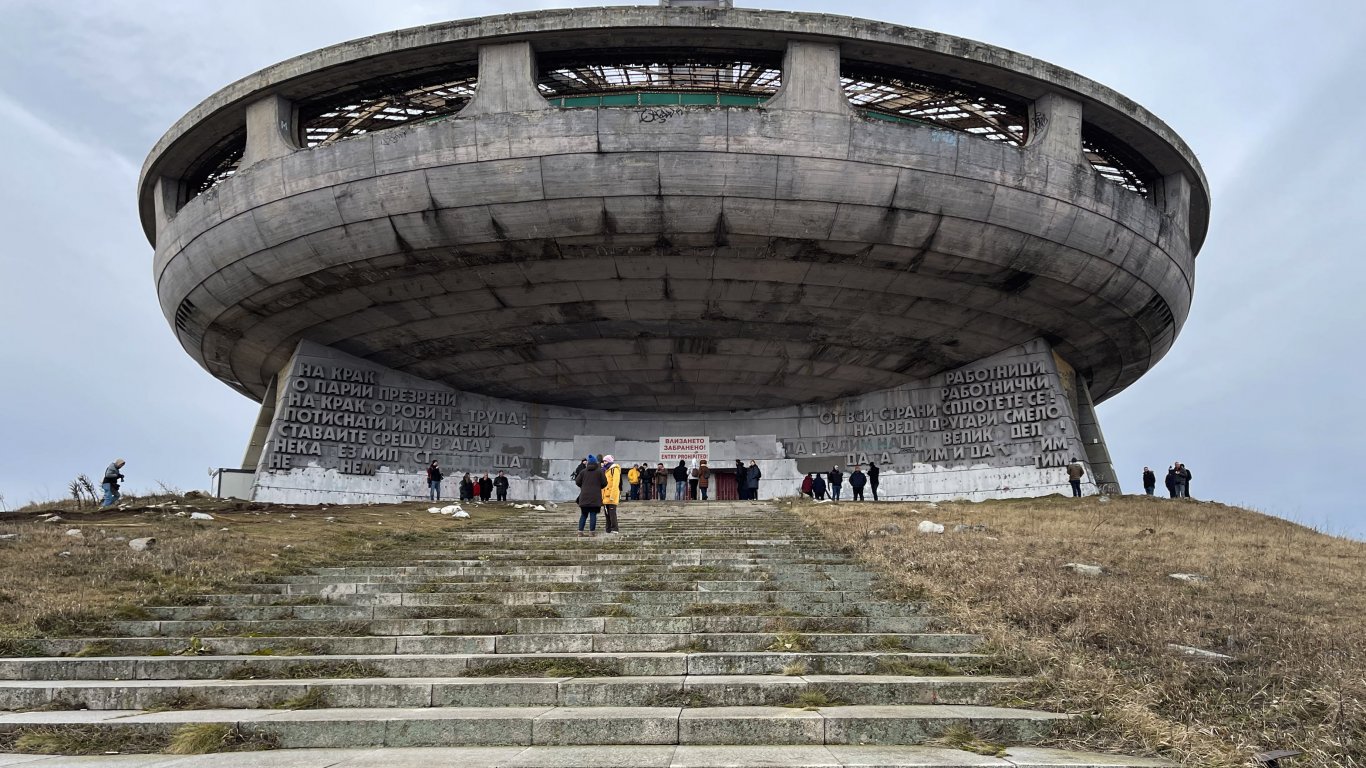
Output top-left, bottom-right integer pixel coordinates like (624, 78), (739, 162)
(0, 501), (1170, 766)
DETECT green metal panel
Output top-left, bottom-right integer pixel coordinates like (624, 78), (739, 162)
(678, 93), (716, 105)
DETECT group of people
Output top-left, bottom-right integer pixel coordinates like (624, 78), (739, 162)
(800, 463), (880, 501)
(1143, 463), (1194, 498)
(573, 453), (622, 535)
(570, 457), (765, 501)
(425, 461), (509, 503)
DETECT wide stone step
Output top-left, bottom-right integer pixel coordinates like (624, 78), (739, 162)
(0, 651), (982, 682)
(0, 744), (1175, 767)
(103, 614), (940, 638)
(0, 673), (1021, 710)
(15, 632), (979, 658)
(0, 705), (1069, 747)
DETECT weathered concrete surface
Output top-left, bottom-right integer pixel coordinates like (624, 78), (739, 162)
(249, 338), (1101, 505)
(143, 6), (1206, 416)
(155, 100), (1193, 409)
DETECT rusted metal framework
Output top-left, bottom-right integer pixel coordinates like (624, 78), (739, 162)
(299, 75), (478, 148)
(178, 53), (1155, 204)
(841, 66), (1028, 145)
(1082, 125), (1156, 197)
(183, 131), (245, 198)
(538, 53), (782, 97)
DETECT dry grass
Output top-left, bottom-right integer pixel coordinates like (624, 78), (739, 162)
(0, 497), (517, 643)
(793, 495), (1366, 767)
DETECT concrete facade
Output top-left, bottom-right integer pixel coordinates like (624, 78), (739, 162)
(252, 338), (1098, 504)
(138, 6), (1207, 503)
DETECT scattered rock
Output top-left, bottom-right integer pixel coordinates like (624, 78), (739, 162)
(65, 529), (84, 537)
(129, 538), (157, 551)
(532, 505), (546, 511)
(1169, 573), (1209, 584)
(952, 524), (989, 533)
(1168, 643), (1234, 661)
(289, 514), (298, 519)
(183, 490), (205, 499)
(1098, 496), (1112, 504)
(174, 511), (188, 517)
(867, 524), (902, 538)
(926, 502), (939, 508)
(0, 533), (19, 541)
(189, 512), (215, 521)
(112, 536), (127, 542)
(44, 515), (64, 523)
(325, 516), (337, 522)
(438, 505), (464, 515)
(917, 520), (945, 534)
(1061, 562), (1105, 577)
(453, 510), (470, 519)
(57, 551), (71, 557)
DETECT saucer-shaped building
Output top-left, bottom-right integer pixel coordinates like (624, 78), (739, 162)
(140, 3), (1207, 503)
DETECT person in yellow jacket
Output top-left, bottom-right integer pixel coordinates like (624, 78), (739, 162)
(626, 464), (642, 501)
(601, 454), (622, 534)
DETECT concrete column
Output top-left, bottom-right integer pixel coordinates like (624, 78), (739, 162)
(459, 42), (549, 116)
(1157, 171), (1192, 243)
(1075, 377), (1120, 492)
(1026, 92), (1083, 163)
(763, 40), (851, 115)
(151, 175), (180, 234)
(240, 94), (298, 168)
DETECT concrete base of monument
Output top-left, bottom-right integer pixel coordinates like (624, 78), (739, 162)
(244, 339), (1113, 505)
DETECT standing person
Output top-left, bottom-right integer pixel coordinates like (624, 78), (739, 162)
(849, 464), (867, 501)
(800, 473), (813, 498)
(627, 464), (642, 501)
(1164, 465), (1178, 498)
(867, 462), (880, 501)
(601, 455), (622, 534)
(811, 473), (827, 501)
(734, 460), (749, 501)
(697, 460), (710, 501)
(642, 463), (656, 500)
(478, 473), (493, 502)
(1176, 462), (1193, 498)
(688, 462), (700, 501)
(575, 455), (605, 536)
(672, 460), (688, 500)
(654, 463), (668, 501)
(747, 460), (762, 500)
(1066, 459), (1085, 497)
(494, 471), (509, 502)
(426, 461), (443, 501)
(101, 459), (126, 508)
(827, 466), (843, 501)
(459, 473), (474, 502)
(1142, 467), (1156, 496)
(571, 459), (587, 484)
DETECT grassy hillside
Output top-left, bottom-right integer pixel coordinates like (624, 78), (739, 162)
(792, 495), (1364, 767)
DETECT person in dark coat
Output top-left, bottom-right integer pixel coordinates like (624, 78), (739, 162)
(654, 463), (667, 501)
(867, 462), (880, 501)
(734, 460), (749, 500)
(811, 473), (827, 500)
(642, 464), (656, 500)
(571, 459), (587, 484)
(494, 471), (510, 501)
(426, 461), (443, 501)
(1176, 462), (1193, 498)
(478, 473), (493, 502)
(575, 455), (606, 536)
(801, 473), (813, 498)
(849, 465), (867, 501)
(827, 466), (844, 501)
(459, 473), (474, 502)
(747, 461), (762, 500)
(1142, 467), (1156, 496)
(672, 460), (688, 500)
(1164, 466), (1178, 498)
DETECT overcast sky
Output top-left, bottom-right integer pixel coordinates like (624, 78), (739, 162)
(1, 1), (1363, 537)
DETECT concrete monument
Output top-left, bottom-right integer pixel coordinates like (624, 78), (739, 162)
(138, 4), (1207, 503)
